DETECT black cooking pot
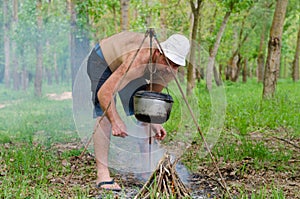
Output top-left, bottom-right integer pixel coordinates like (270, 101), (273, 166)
(133, 91), (173, 124)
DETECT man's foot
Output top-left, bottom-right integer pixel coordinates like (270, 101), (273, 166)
(96, 179), (122, 191)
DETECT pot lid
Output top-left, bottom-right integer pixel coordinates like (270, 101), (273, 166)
(134, 91), (173, 102)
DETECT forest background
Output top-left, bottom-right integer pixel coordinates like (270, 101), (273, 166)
(0, 0), (299, 93)
(0, 0), (299, 198)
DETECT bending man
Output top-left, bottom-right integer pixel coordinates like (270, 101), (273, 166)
(87, 31), (190, 191)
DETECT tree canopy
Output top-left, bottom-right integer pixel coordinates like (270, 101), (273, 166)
(0, 0), (299, 94)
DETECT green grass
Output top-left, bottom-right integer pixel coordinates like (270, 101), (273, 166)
(165, 78), (299, 145)
(236, 185), (285, 199)
(1, 143), (60, 198)
(222, 79), (299, 136)
(0, 79), (299, 198)
(214, 136), (293, 171)
(180, 79), (299, 198)
(0, 84), (77, 145)
(0, 84), (82, 198)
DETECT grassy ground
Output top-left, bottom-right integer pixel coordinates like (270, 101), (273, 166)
(181, 79), (300, 198)
(0, 79), (299, 198)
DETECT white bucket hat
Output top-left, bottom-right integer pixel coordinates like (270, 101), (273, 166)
(158, 34), (190, 66)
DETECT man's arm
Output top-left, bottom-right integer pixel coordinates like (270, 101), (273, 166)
(97, 51), (148, 137)
(144, 66), (179, 140)
(143, 82), (169, 141)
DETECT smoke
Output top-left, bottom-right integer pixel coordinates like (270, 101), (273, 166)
(72, 28), (227, 181)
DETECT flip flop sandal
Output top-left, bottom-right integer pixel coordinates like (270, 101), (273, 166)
(96, 179), (122, 192)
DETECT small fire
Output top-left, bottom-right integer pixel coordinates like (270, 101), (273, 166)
(134, 153), (191, 199)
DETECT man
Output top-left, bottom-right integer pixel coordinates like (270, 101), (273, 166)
(87, 31), (190, 191)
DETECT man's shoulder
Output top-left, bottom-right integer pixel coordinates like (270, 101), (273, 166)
(110, 31), (144, 39)
(109, 31), (150, 49)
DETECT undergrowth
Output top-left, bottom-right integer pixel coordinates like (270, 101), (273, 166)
(0, 79), (299, 198)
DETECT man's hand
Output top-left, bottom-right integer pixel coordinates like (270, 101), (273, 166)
(150, 124), (167, 140)
(111, 120), (128, 138)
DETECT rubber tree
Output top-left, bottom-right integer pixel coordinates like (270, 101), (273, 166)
(120, 0), (130, 31)
(263, 0), (289, 98)
(68, 0), (90, 90)
(226, 6), (256, 82)
(16, 0), (36, 90)
(3, 0), (10, 88)
(12, 0), (20, 90)
(34, 0), (43, 97)
(292, 24), (300, 81)
(257, 1), (274, 83)
(206, 0), (234, 91)
(257, 21), (266, 83)
(187, 0), (203, 96)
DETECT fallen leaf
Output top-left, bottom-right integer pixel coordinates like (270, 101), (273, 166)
(62, 159), (69, 167)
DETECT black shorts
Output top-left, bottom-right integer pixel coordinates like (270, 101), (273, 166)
(87, 45), (148, 118)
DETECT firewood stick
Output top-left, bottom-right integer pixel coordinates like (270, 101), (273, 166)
(141, 192), (150, 199)
(135, 160), (164, 198)
(155, 168), (164, 192)
(135, 153), (191, 198)
(170, 165), (184, 197)
(136, 155), (168, 198)
(165, 174), (174, 196)
(164, 167), (170, 176)
(162, 178), (170, 197)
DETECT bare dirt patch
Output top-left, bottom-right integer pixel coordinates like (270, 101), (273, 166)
(46, 92), (72, 101)
(0, 104), (5, 109)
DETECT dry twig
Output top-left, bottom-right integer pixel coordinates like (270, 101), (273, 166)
(273, 136), (300, 150)
(134, 153), (191, 199)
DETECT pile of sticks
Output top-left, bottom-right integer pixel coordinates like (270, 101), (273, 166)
(134, 153), (191, 199)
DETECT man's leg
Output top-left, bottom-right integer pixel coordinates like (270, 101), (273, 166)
(93, 116), (121, 189)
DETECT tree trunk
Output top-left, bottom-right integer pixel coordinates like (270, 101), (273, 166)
(120, 0), (130, 31)
(213, 65), (222, 86)
(231, 54), (242, 82)
(292, 25), (300, 81)
(22, 70), (28, 91)
(68, 0), (76, 86)
(12, 0), (20, 90)
(34, 0), (43, 97)
(228, 20), (256, 82)
(209, 6), (218, 34)
(113, 4), (118, 33)
(160, 0), (167, 38)
(257, 22), (266, 82)
(68, 0), (90, 89)
(225, 65), (230, 80)
(145, 0), (151, 26)
(258, 2), (274, 82)
(178, 67), (185, 83)
(219, 64), (223, 79)
(263, 0), (288, 98)
(19, 47), (28, 91)
(242, 57), (248, 83)
(3, 0), (10, 88)
(54, 52), (59, 84)
(196, 14), (203, 84)
(187, 0), (203, 96)
(47, 68), (53, 85)
(206, 11), (231, 90)
(249, 60), (253, 78)
(228, 54), (239, 81)
(227, 25), (239, 82)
